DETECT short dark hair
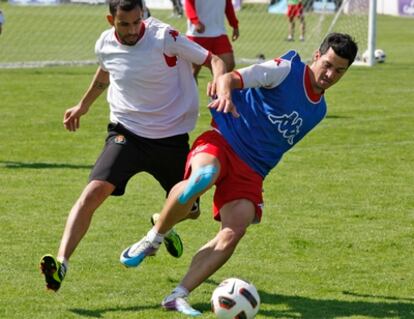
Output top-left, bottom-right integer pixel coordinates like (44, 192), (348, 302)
(319, 33), (358, 67)
(109, 0), (143, 16)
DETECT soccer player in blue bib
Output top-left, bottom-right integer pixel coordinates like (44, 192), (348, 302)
(121, 33), (358, 316)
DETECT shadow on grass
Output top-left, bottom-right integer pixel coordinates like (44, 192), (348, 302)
(0, 161), (92, 169)
(342, 291), (414, 303)
(325, 115), (353, 119)
(255, 290), (414, 318)
(70, 304), (159, 318)
(69, 289), (414, 318)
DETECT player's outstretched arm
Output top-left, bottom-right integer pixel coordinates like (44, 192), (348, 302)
(206, 54), (227, 98)
(63, 67), (109, 132)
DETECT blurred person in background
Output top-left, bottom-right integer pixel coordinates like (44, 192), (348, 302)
(170, 0), (184, 17)
(0, 10), (5, 35)
(185, 0), (239, 82)
(142, 0), (151, 18)
(287, 0), (305, 41)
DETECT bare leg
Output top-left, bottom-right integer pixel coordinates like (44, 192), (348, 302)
(179, 199), (256, 293)
(300, 16), (305, 40)
(57, 180), (115, 261)
(288, 19), (295, 40)
(154, 153), (220, 235)
(119, 153), (220, 269)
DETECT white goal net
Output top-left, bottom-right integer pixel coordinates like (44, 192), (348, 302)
(0, 0), (372, 68)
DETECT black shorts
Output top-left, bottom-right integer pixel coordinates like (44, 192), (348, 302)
(90, 123), (190, 196)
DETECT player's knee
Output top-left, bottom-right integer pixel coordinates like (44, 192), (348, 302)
(218, 227), (246, 251)
(178, 165), (217, 204)
(83, 180), (113, 202)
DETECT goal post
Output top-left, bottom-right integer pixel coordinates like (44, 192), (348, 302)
(367, 0), (377, 66)
(0, 0), (375, 68)
(237, 0), (374, 66)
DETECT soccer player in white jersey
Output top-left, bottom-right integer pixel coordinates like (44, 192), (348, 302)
(39, 0), (227, 292)
(185, 0), (239, 82)
(120, 33), (358, 316)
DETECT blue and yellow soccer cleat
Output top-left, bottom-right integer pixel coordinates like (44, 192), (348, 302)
(40, 254), (66, 292)
(151, 213), (183, 258)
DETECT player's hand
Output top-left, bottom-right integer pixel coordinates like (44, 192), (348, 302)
(232, 28), (239, 41)
(208, 73), (240, 118)
(63, 104), (88, 132)
(207, 80), (217, 98)
(208, 94), (239, 118)
(195, 22), (205, 34)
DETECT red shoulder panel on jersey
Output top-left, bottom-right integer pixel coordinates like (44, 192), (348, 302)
(273, 58), (283, 66)
(169, 29), (179, 42)
(164, 54), (177, 67)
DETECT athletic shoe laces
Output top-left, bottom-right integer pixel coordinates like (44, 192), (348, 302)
(129, 238), (159, 257)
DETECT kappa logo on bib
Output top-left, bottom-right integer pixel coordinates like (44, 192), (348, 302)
(114, 135), (126, 144)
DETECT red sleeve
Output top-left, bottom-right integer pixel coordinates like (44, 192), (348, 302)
(233, 70), (244, 89)
(202, 51), (213, 66)
(185, 0), (200, 25)
(225, 0), (239, 29)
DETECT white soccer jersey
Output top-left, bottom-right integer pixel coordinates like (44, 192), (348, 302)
(95, 17), (210, 139)
(186, 0), (230, 37)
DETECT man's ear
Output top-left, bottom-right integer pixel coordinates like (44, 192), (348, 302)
(107, 14), (114, 26)
(314, 50), (321, 61)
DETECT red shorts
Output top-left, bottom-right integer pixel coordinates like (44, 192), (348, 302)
(187, 34), (233, 55)
(287, 4), (304, 18)
(184, 130), (264, 223)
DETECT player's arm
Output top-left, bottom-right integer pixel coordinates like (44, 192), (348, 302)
(165, 28), (226, 82)
(185, 0), (205, 33)
(63, 66), (109, 132)
(237, 58), (291, 89)
(225, 0), (239, 41)
(164, 28), (229, 106)
(204, 53), (227, 97)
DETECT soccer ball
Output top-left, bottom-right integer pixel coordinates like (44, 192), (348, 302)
(374, 49), (386, 63)
(362, 48), (386, 63)
(211, 278), (260, 319)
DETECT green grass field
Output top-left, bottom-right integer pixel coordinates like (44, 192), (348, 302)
(0, 13), (414, 319)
